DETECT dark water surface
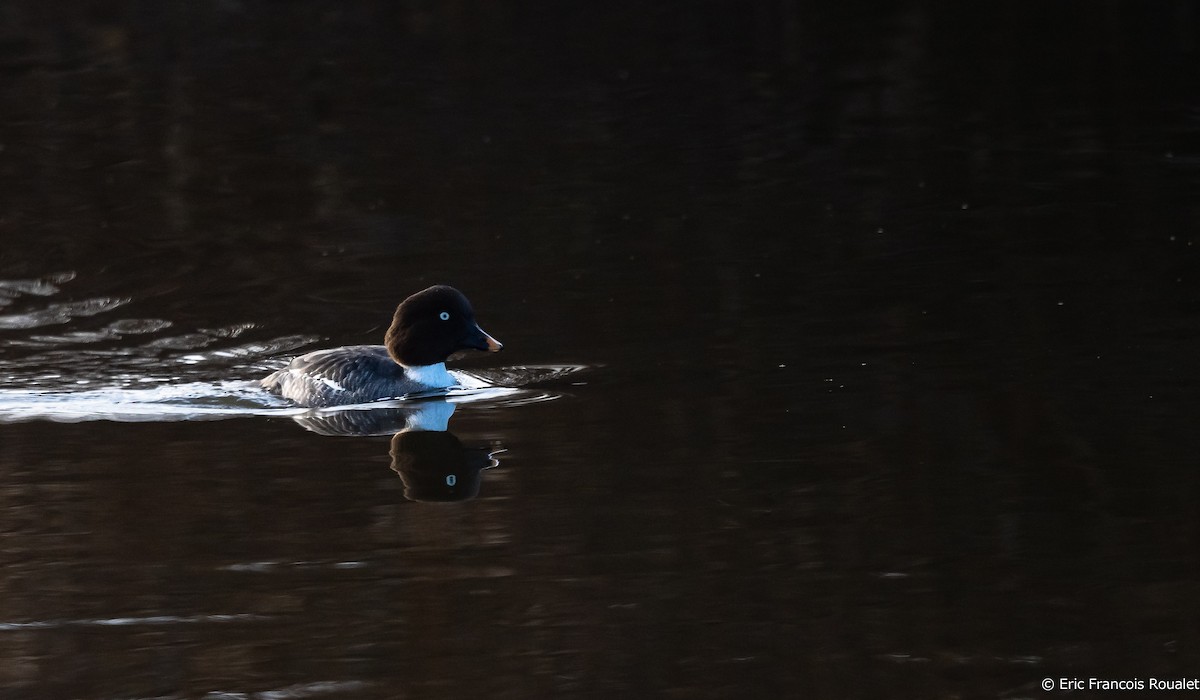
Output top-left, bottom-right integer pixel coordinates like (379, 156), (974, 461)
(2, 3), (1199, 698)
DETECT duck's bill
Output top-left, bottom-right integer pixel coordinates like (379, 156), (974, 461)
(465, 325), (503, 353)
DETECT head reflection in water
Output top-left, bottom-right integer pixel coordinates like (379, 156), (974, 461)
(389, 430), (502, 502)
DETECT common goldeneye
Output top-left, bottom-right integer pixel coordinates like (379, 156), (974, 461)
(261, 285), (501, 407)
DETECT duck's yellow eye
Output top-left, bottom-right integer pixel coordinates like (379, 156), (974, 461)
(439, 311), (450, 321)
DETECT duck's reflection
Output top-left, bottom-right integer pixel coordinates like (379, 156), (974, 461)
(293, 400), (503, 502)
(390, 429), (502, 502)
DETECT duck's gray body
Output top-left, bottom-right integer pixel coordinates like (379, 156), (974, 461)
(261, 345), (453, 408)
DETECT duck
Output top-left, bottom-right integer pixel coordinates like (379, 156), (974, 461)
(262, 285), (501, 407)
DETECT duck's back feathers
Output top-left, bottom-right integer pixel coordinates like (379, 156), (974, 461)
(262, 345), (437, 408)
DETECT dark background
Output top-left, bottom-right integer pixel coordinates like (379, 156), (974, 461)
(0, 2), (1198, 698)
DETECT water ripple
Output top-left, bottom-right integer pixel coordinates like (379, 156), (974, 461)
(0, 271), (77, 304)
(19, 318), (174, 345)
(0, 295), (131, 330)
(0, 612), (265, 631)
(198, 680), (371, 700)
(175, 334), (318, 365)
(0, 366), (585, 424)
(457, 364), (589, 388)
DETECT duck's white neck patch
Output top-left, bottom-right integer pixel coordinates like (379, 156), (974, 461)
(404, 362), (455, 389)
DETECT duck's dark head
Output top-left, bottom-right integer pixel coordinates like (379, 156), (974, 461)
(384, 285), (502, 367)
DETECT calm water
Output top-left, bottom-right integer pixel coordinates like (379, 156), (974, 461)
(1, 4), (1199, 698)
